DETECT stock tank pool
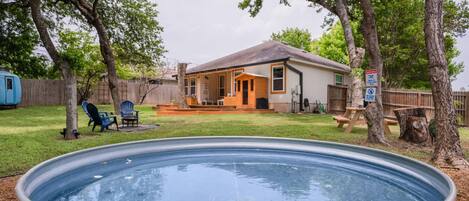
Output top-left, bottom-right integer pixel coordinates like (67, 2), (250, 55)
(16, 137), (456, 201)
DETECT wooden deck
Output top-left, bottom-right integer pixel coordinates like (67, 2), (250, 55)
(154, 104), (275, 115)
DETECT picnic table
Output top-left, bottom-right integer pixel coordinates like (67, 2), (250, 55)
(333, 107), (398, 134)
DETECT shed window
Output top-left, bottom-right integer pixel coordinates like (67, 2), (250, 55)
(335, 74), (344, 85)
(190, 79), (196, 95)
(237, 80), (241, 92)
(219, 75), (225, 97)
(6, 79), (13, 90)
(232, 70), (243, 95)
(271, 65), (285, 92)
(250, 79), (254, 91)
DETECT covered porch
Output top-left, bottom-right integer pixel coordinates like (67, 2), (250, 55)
(185, 70), (269, 110)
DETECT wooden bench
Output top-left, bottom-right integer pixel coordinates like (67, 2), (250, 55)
(334, 112), (399, 135)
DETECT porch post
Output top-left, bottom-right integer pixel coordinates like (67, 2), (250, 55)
(177, 63), (189, 108)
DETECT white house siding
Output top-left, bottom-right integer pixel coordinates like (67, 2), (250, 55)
(287, 60), (351, 111)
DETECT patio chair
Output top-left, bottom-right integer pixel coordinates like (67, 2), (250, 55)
(86, 103), (118, 132)
(82, 100), (112, 126)
(120, 100), (139, 127)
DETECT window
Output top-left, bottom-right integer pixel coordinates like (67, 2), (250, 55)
(271, 65), (285, 92)
(250, 79), (254, 91)
(190, 79), (196, 95)
(219, 75), (225, 97)
(184, 79), (189, 95)
(335, 74), (344, 85)
(237, 80), (241, 92)
(6, 79), (13, 90)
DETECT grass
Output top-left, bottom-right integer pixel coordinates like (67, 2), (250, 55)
(0, 105), (468, 178)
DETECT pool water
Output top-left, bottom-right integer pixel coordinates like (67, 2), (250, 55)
(34, 149), (443, 201)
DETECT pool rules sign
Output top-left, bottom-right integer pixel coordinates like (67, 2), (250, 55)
(365, 69), (378, 102)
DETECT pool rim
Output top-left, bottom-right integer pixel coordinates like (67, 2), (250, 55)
(15, 136), (457, 201)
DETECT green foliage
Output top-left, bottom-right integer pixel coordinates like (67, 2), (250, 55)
(98, 0), (166, 66)
(310, 22), (363, 66)
(271, 28), (313, 52)
(238, 0), (290, 17)
(0, 3), (51, 78)
(58, 30), (106, 102)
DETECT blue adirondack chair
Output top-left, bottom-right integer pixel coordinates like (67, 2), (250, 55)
(82, 100), (113, 126)
(86, 103), (118, 132)
(81, 101), (94, 126)
(120, 100), (139, 127)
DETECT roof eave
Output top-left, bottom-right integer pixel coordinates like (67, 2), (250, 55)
(288, 58), (351, 73)
(186, 58), (290, 75)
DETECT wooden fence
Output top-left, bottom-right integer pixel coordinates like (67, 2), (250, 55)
(19, 79), (179, 107)
(382, 89), (469, 126)
(327, 85), (469, 126)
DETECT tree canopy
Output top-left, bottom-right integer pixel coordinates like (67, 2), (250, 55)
(0, 2), (51, 78)
(271, 28), (313, 52)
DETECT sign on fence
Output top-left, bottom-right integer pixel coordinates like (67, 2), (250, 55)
(365, 69), (378, 87)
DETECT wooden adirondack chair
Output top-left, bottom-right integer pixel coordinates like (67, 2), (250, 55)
(86, 103), (118, 132)
(120, 100), (139, 127)
(82, 100), (112, 126)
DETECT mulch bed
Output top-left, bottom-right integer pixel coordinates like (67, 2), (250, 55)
(2, 169), (468, 201)
(0, 175), (20, 201)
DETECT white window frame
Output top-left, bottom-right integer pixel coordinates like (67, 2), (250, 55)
(232, 69), (244, 96)
(335, 73), (344, 86)
(190, 78), (196, 96)
(271, 65), (286, 92)
(218, 75), (225, 97)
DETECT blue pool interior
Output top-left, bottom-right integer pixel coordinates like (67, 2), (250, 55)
(31, 148), (444, 201)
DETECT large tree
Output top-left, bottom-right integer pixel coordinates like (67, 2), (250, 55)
(29, 0), (78, 140)
(359, 0), (386, 144)
(0, 1), (51, 78)
(311, 0), (467, 89)
(51, 0), (165, 113)
(424, 0), (468, 167)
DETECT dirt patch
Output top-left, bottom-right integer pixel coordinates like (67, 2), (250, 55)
(0, 175), (20, 201)
(443, 168), (469, 201)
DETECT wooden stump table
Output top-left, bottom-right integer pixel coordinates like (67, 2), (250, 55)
(393, 107), (432, 145)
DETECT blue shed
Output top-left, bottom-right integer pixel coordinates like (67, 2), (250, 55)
(0, 70), (21, 106)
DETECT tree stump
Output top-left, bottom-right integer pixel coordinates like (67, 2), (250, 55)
(393, 108), (432, 145)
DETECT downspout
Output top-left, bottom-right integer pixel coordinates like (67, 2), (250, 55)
(284, 61), (303, 112)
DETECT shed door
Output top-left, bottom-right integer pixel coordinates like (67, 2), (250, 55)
(5, 77), (14, 104)
(242, 80), (249, 105)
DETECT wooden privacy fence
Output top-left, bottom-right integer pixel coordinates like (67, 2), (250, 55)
(382, 89), (469, 126)
(20, 79), (179, 107)
(327, 85), (469, 126)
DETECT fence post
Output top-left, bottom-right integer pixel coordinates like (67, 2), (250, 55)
(465, 92), (469, 126)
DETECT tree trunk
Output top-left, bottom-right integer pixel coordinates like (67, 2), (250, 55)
(424, 0), (468, 167)
(359, 0), (387, 144)
(30, 0), (78, 140)
(177, 63), (189, 108)
(335, 0), (365, 107)
(69, 0), (121, 113)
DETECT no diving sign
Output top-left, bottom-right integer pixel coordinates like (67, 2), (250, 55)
(365, 87), (376, 102)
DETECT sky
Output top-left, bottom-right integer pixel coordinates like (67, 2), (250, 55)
(155, 0), (468, 90)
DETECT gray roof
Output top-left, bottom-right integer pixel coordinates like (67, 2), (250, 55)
(187, 41), (350, 74)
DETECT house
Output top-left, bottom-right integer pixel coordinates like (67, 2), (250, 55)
(183, 41), (350, 112)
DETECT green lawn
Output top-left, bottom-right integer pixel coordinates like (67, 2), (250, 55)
(0, 105), (468, 178)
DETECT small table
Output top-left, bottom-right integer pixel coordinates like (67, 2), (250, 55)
(122, 116), (138, 127)
(333, 107), (366, 133)
(217, 99), (224, 106)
